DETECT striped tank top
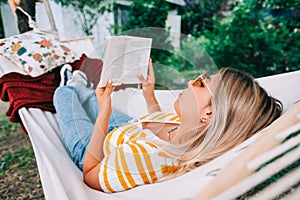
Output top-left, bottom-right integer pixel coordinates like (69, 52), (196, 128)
(99, 111), (181, 193)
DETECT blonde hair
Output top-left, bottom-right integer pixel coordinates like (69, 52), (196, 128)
(161, 67), (282, 178)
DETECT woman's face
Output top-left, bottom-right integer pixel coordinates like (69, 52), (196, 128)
(174, 73), (219, 121)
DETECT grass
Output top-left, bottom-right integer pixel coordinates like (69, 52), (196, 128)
(0, 146), (36, 172)
(0, 101), (44, 199)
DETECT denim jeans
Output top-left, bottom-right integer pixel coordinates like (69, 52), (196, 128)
(53, 82), (132, 170)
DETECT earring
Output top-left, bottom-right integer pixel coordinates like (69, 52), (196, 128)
(200, 117), (207, 122)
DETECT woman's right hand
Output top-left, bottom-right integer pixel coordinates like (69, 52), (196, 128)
(95, 79), (115, 116)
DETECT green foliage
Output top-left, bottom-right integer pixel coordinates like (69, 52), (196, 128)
(0, 18), (4, 39)
(258, 0), (300, 9)
(177, 0), (228, 37)
(0, 118), (21, 134)
(121, 0), (173, 65)
(198, 0), (300, 77)
(0, 117), (21, 144)
(0, 115), (33, 173)
(0, 146), (35, 173)
(0, 4), (4, 39)
(54, 0), (112, 35)
(124, 0), (169, 29)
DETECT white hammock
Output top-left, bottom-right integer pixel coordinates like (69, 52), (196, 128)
(1, 37), (299, 199)
(18, 70), (300, 200)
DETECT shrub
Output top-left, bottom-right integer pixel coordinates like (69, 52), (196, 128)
(0, 1), (6, 39)
(121, 0), (173, 65)
(177, 0), (228, 37)
(199, 0), (300, 77)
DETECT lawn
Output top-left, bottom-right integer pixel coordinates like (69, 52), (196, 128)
(0, 101), (44, 199)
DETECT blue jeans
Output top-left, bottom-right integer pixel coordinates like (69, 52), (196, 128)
(53, 82), (132, 170)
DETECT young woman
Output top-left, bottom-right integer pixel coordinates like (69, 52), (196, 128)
(53, 61), (282, 193)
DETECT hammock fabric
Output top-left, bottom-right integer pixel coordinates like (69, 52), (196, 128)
(18, 70), (300, 200)
(1, 37), (300, 199)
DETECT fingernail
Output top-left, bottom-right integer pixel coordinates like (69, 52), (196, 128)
(138, 73), (142, 77)
(108, 79), (112, 84)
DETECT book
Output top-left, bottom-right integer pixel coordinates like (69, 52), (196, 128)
(98, 36), (152, 87)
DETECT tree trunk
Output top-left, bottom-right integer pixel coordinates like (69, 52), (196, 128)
(16, 0), (36, 33)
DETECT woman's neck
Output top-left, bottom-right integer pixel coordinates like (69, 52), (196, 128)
(142, 122), (179, 142)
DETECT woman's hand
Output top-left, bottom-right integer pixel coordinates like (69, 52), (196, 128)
(95, 79), (115, 116)
(138, 59), (155, 98)
(138, 59), (161, 113)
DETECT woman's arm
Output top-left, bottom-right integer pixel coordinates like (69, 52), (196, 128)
(138, 59), (161, 114)
(83, 80), (115, 191)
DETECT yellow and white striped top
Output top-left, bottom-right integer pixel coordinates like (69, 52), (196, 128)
(99, 111), (181, 193)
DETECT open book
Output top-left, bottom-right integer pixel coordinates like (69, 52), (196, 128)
(98, 36), (152, 87)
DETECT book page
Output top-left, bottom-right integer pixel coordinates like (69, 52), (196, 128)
(99, 36), (152, 87)
(121, 36), (152, 84)
(98, 36), (129, 87)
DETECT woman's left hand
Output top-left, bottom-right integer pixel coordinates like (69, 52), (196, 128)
(95, 79), (115, 116)
(138, 59), (161, 113)
(138, 59), (156, 100)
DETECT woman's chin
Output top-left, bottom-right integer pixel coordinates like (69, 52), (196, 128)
(173, 99), (181, 117)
